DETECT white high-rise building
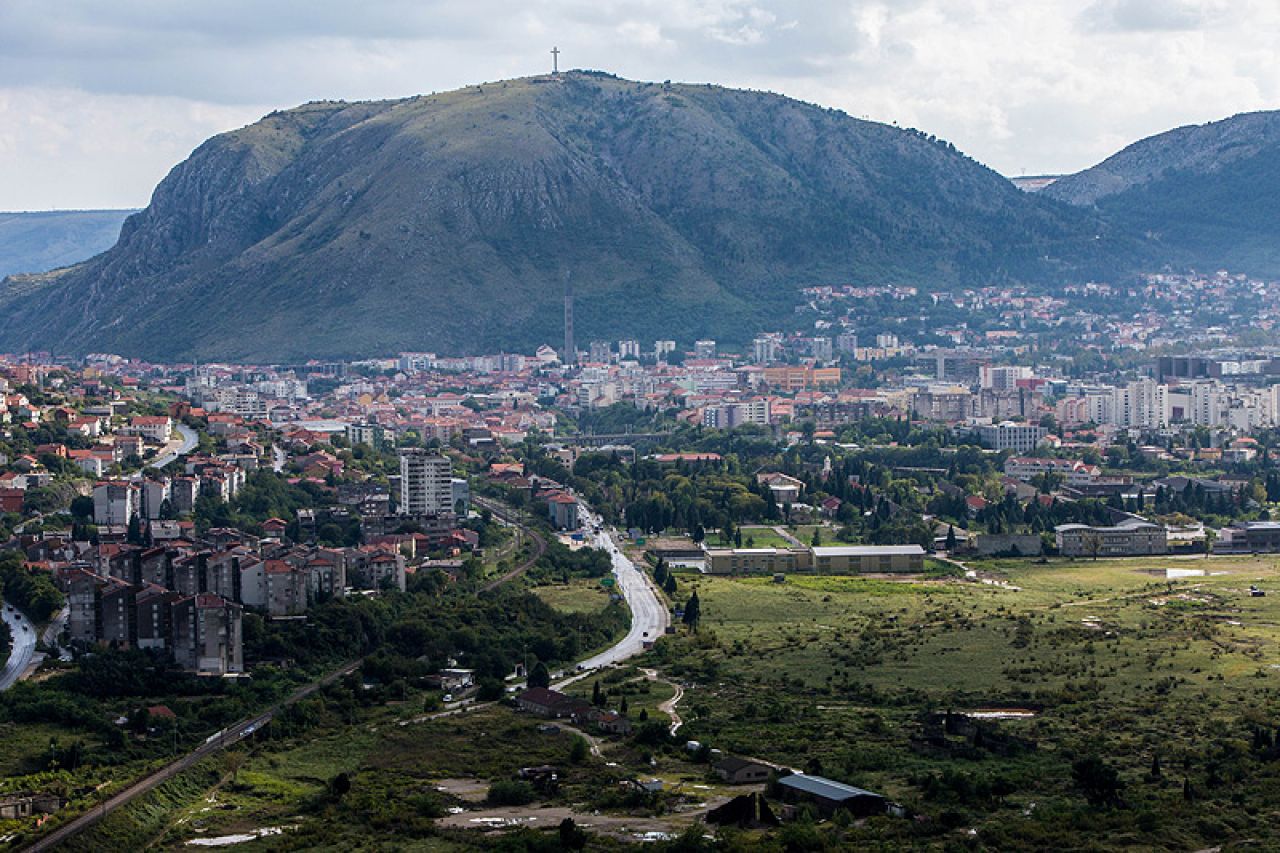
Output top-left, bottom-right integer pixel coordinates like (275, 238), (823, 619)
(93, 481), (140, 527)
(1190, 382), (1221, 427)
(753, 335), (782, 364)
(398, 450), (454, 516)
(694, 340), (717, 359)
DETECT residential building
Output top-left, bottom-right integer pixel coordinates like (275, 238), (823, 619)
(713, 757), (774, 785)
(93, 481), (139, 527)
(171, 593), (244, 675)
(975, 422), (1047, 453)
(398, 449), (454, 516)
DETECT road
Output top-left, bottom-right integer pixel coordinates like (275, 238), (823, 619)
(22, 659), (363, 852)
(560, 504), (669, 679)
(271, 443), (287, 473)
(0, 601), (37, 691)
(147, 422), (198, 469)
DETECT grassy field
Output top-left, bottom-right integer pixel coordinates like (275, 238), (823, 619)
(531, 578), (618, 615)
(732, 526), (795, 548)
(648, 554), (1280, 849)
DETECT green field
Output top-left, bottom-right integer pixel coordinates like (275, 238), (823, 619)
(531, 579), (618, 615)
(731, 526), (795, 548)
(649, 555), (1280, 849)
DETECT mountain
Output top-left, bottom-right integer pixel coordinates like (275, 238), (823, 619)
(0, 72), (1134, 362)
(0, 210), (135, 279)
(1043, 111), (1280, 274)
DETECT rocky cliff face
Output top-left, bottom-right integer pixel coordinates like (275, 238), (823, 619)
(0, 73), (1126, 361)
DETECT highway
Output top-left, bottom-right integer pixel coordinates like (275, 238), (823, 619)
(22, 659), (363, 852)
(0, 600), (37, 691)
(147, 422), (199, 469)
(561, 504), (669, 679)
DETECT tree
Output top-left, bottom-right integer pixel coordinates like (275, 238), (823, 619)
(529, 661), (551, 689)
(330, 771), (352, 799)
(683, 590), (702, 631)
(945, 524), (957, 551)
(592, 680), (604, 707)
(127, 513), (144, 545)
(1073, 755), (1124, 808)
(569, 736), (589, 764)
(620, 696), (628, 715)
(559, 817), (588, 850)
(691, 524), (705, 544)
(1082, 530), (1103, 561)
(69, 495), (94, 520)
(663, 574), (677, 596)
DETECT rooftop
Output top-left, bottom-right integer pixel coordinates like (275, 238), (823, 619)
(777, 774), (883, 802)
(811, 545), (926, 557)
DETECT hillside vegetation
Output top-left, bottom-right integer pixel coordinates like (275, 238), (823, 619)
(1045, 111), (1280, 276)
(0, 72), (1135, 361)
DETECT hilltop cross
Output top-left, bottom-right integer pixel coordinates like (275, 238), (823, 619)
(551, 46), (560, 74)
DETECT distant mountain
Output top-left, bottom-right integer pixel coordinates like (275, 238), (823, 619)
(0, 73), (1138, 362)
(1043, 111), (1280, 274)
(0, 210), (134, 279)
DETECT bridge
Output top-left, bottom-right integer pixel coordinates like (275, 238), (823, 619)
(556, 431), (672, 448)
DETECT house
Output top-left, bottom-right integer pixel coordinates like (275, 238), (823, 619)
(0, 792), (63, 820)
(546, 492), (580, 530)
(596, 711), (633, 735)
(127, 415), (173, 444)
(0, 488), (23, 514)
(713, 756), (774, 785)
(262, 517), (289, 538)
(757, 471), (804, 505)
(775, 773), (888, 817)
(517, 687), (588, 719)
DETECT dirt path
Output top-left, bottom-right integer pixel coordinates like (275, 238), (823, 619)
(658, 683), (685, 736)
(773, 526), (805, 547)
(439, 797), (729, 841)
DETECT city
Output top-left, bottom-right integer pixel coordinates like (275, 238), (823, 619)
(4, 2), (1280, 849)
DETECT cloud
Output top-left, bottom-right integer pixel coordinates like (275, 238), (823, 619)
(1080, 0), (1224, 33)
(1, 0), (1277, 208)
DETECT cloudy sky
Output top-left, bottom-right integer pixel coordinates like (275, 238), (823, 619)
(1, 0), (1277, 210)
